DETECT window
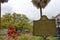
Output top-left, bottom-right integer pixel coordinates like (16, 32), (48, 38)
(57, 19), (60, 26)
(57, 19), (60, 22)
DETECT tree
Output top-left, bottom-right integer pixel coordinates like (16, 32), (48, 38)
(32, 0), (50, 18)
(1, 13), (11, 28)
(1, 0), (8, 3)
(1, 13), (33, 32)
(32, 0), (50, 8)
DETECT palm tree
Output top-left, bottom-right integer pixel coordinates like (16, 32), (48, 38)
(1, 0), (8, 3)
(32, 0), (50, 18)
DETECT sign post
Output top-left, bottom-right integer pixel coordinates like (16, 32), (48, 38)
(32, 0), (57, 40)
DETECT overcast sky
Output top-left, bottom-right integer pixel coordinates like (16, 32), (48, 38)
(1, 0), (60, 20)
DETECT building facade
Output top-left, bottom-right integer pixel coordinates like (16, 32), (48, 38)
(52, 14), (60, 28)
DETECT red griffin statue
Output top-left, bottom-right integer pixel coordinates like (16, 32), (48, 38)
(8, 25), (19, 40)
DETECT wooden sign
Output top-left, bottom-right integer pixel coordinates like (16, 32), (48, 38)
(33, 15), (57, 36)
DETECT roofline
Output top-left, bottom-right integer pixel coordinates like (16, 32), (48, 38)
(54, 14), (60, 18)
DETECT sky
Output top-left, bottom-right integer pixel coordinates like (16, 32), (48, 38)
(1, 0), (60, 20)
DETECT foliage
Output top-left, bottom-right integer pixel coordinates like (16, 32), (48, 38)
(1, 13), (33, 32)
(29, 36), (36, 40)
(32, 0), (40, 8)
(0, 36), (3, 40)
(19, 34), (57, 40)
(19, 35), (28, 40)
(36, 36), (43, 40)
(0, 34), (57, 40)
(46, 36), (57, 40)
(1, 0), (8, 3)
(32, 0), (50, 8)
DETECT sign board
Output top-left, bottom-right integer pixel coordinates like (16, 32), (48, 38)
(33, 15), (57, 36)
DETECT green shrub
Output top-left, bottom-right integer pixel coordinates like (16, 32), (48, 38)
(19, 36), (28, 40)
(0, 37), (3, 40)
(46, 36), (57, 40)
(36, 36), (43, 40)
(29, 36), (36, 40)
